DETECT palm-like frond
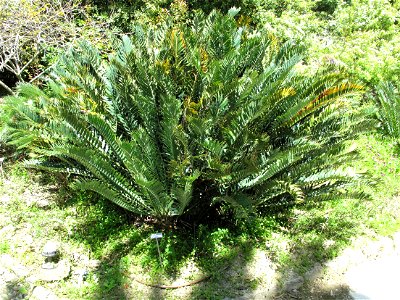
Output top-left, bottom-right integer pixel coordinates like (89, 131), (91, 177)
(375, 81), (400, 138)
(2, 10), (372, 221)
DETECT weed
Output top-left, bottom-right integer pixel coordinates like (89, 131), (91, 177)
(0, 241), (10, 253)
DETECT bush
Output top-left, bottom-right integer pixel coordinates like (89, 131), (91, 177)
(3, 10), (371, 224)
(312, 0), (339, 14)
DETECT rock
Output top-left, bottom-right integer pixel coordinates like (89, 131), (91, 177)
(283, 270), (304, 291)
(31, 286), (58, 300)
(88, 259), (101, 268)
(37, 260), (70, 281)
(0, 224), (15, 236)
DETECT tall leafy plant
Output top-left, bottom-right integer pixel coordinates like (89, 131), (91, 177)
(375, 81), (400, 139)
(3, 9), (371, 222)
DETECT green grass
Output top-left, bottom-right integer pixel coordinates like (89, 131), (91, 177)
(0, 240), (10, 254)
(355, 134), (400, 235)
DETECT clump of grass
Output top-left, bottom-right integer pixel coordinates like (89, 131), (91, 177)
(0, 240), (10, 254)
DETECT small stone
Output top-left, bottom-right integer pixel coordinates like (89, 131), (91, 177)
(37, 260), (70, 281)
(31, 286), (58, 300)
(88, 259), (101, 268)
(42, 241), (58, 257)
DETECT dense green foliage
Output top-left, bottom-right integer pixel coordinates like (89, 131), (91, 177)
(2, 10), (371, 223)
(375, 81), (400, 139)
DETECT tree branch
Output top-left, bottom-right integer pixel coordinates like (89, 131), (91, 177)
(20, 50), (41, 74)
(0, 79), (14, 95)
(29, 62), (55, 83)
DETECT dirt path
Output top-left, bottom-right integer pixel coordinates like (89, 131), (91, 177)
(267, 232), (400, 300)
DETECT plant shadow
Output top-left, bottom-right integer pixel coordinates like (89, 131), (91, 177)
(65, 193), (261, 299)
(9, 167), (367, 299)
(54, 193), (365, 300)
(2, 280), (28, 300)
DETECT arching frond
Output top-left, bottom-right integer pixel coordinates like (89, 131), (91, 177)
(2, 10), (371, 222)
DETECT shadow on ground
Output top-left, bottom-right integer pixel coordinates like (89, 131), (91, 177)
(1, 280), (27, 300)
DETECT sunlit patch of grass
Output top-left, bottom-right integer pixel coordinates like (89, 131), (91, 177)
(354, 134), (400, 235)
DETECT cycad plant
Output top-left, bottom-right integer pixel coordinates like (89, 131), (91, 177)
(375, 81), (400, 139)
(2, 9), (371, 223)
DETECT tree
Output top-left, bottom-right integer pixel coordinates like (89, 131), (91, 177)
(3, 10), (371, 224)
